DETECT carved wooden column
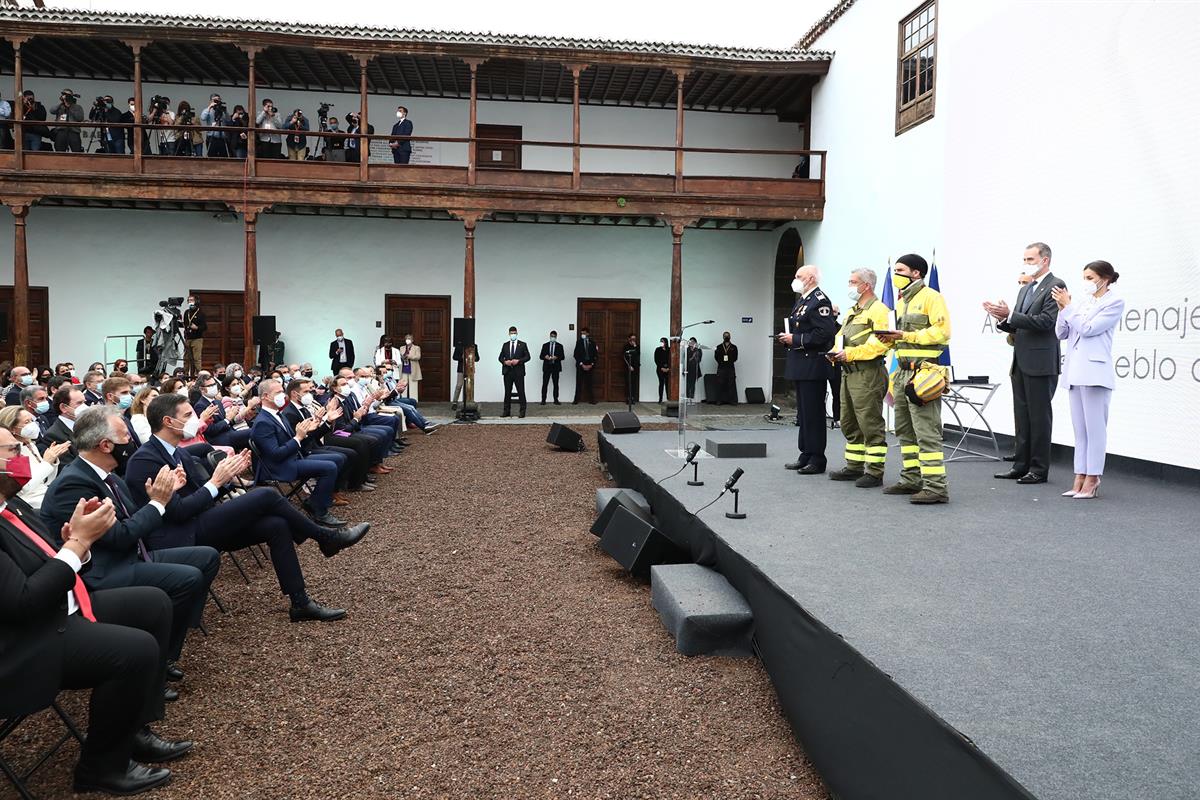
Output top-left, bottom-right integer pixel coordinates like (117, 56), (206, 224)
(668, 219), (686, 400)
(465, 59), (482, 186)
(9, 36), (30, 170)
(450, 210), (486, 318)
(242, 46), (260, 177)
(569, 64), (585, 189)
(673, 70), (688, 193)
(235, 205), (270, 365)
(124, 39), (148, 173)
(6, 201), (34, 367)
(356, 54), (372, 182)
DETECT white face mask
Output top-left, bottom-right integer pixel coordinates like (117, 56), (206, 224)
(272, 392), (288, 408)
(509, 334), (518, 342)
(178, 415), (201, 439)
(204, 385), (218, 398)
(338, 385), (351, 397)
(19, 421), (40, 440)
(405, 338), (413, 345)
(848, 286), (863, 303)
(302, 393), (317, 407)
(396, 111), (404, 119)
(1082, 281), (1102, 296)
(791, 278), (805, 294)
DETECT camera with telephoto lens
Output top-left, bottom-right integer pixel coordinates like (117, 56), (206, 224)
(60, 90), (80, 105)
(92, 96), (107, 112)
(178, 107), (195, 125)
(149, 95), (170, 121)
(316, 102), (333, 121)
(212, 99), (226, 117)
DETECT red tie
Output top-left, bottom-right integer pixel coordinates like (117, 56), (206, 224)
(1, 508), (96, 622)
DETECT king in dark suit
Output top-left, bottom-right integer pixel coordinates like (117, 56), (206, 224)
(0, 427), (188, 794)
(988, 243), (1066, 483)
(539, 331), (566, 405)
(499, 326), (531, 418)
(39, 406), (220, 671)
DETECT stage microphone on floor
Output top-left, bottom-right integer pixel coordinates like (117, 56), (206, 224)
(724, 468), (745, 492)
(687, 442), (705, 487)
(656, 442), (702, 485)
(694, 466), (748, 519)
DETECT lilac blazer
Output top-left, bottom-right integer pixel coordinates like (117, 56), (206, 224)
(1054, 291), (1125, 390)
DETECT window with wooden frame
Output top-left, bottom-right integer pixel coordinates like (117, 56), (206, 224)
(896, 1), (937, 135)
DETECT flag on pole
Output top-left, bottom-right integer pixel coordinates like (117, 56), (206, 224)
(928, 248), (952, 367)
(881, 258), (897, 406)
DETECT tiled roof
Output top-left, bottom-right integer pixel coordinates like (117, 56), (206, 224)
(795, 0), (857, 50)
(0, 7), (833, 64)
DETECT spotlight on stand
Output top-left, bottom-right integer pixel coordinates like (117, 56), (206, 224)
(685, 442), (704, 486)
(724, 467), (746, 520)
(767, 404), (782, 421)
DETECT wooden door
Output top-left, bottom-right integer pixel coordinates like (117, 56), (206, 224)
(191, 290), (253, 369)
(577, 298), (640, 402)
(476, 124), (522, 170)
(0, 286), (49, 366)
(384, 295), (451, 402)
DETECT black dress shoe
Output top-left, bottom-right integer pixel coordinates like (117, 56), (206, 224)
(289, 599), (347, 622)
(132, 728), (193, 763)
(303, 504), (348, 528)
(163, 687), (178, 703)
(784, 461), (804, 470)
(74, 760), (172, 795)
(1016, 473), (1047, 484)
(319, 523), (371, 557)
(994, 469), (1024, 479)
(519, 411), (526, 418)
(798, 464), (826, 475)
(165, 662), (184, 682)
(1002, 454), (1016, 462)
(553, 400), (561, 405)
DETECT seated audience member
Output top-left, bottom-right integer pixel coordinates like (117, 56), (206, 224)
(344, 368), (404, 445)
(21, 384), (53, 437)
(113, 359), (130, 375)
(36, 365), (54, 386)
(377, 363), (439, 436)
(328, 374), (397, 462)
(102, 375), (144, 459)
(125, 393), (368, 621)
(83, 370), (106, 406)
(38, 384), (85, 467)
(0, 405), (70, 509)
(89, 362), (107, 377)
(193, 372), (253, 450)
(0, 430), (188, 795)
(281, 378), (373, 497)
(251, 379), (349, 524)
(40, 406), (220, 681)
(4, 366), (32, 405)
(221, 373), (261, 429)
(130, 386), (159, 444)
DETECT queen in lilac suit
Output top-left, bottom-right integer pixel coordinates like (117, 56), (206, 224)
(1052, 260), (1124, 499)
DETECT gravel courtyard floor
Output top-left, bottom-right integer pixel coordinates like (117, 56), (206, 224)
(10, 423), (826, 799)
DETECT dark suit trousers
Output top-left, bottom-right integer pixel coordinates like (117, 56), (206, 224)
(61, 586), (171, 773)
(207, 427), (253, 450)
(624, 368), (640, 403)
(541, 370), (560, 402)
(686, 372), (698, 400)
(288, 456), (338, 515)
(190, 487), (329, 598)
(716, 367), (738, 405)
(134, 547), (219, 661)
(575, 367), (595, 403)
(503, 372), (526, 413)
(795, 379), (828, 469)
(1012, 367), (1056, 476)
(828, 365), (842, 421)
(317, 444), (364, 489)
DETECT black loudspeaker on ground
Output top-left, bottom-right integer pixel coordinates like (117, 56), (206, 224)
(602, 411), (641, 434)
(599, 506), (686, 578)
(590, 493), (651, 537)
(547, 422), (584, 451)
(745, 387), (766, 404)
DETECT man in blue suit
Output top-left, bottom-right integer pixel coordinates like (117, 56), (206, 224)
(40, 406), (219, 678)
(252, 378), (347, 527)
(192, 373), (253, 450)
(390, 105), (412, 164)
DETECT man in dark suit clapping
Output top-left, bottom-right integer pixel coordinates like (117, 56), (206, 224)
(499, 326), (531, 418)
(985, 241), (1066, 484)
(539, 330), (565, 405)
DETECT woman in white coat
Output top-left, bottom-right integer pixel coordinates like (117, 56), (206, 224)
(1052, 260), (1124, 500)
(375, 333), (422, 400)
(0, 405), (71, 510)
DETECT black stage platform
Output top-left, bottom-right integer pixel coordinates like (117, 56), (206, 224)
(598, 427), (1200, 800)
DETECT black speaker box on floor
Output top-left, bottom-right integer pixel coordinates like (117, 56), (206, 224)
(590, 492), (651, 537)
(745, 387), (766, 404)
(602, 410), (641, 434)
(251, 315), (276, 345)
(702, 374), (719, 403)
(547, 422), (584, 451)
(662, 402), (680, 418)
(599, 506), (686, 578)
(452, 317), (476, 347)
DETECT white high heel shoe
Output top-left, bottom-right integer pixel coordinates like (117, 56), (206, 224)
(1061, 489), (1079, 497)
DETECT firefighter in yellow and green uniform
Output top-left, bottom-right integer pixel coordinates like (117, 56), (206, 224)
(875, 253), (952, 504)
(826, 267), (892, 487)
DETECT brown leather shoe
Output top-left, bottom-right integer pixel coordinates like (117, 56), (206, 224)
(368, 465), (391, 475)
(332, 494), (350, 507)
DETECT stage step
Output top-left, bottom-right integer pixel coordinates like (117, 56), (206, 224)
(595, 487), (650, 517)
(650, 564), (754, 657)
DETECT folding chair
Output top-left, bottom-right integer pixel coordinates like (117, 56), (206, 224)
(0, 700), (85, 800)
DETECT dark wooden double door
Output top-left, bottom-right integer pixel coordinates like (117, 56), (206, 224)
(190, 289), (255, 368)
(578, 298), (641, 402)
(385, 295), (450, 402)
(0, 286), (49, 366)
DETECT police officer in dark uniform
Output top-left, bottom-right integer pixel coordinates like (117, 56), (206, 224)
(778, 265), (837, 474)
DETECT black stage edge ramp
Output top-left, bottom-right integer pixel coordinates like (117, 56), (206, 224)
(598, 430), (1036, 800)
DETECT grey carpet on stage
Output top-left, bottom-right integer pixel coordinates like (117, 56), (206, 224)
(607, 426), (1200, 800)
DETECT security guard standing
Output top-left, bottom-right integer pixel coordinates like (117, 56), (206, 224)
(876, 253), (952, 504)
(778, 264), (837, 475)
(826, 267), (891, 487)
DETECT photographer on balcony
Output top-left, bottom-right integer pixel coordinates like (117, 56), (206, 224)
(228, 105), (250, 159)
(121, 97), (150, 155)
(147, 95), (175, 156)
(285, 108), (310, 161)
(344, 111), (372, 165)
(199, 93), (229, 158)
(256, 99), (284, 159)
(174, 101), (203, 157)
(19, 90), (49, 151)
(51, 88), (85, 153)
(89, 95), (124, 155)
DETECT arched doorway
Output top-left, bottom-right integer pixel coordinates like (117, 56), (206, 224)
(771, 228), (803, 398)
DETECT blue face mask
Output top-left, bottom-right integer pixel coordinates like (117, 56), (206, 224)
(117, 394), (134, 410)
(19, 375), (33, 386)
(35, 400), (50, 414)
